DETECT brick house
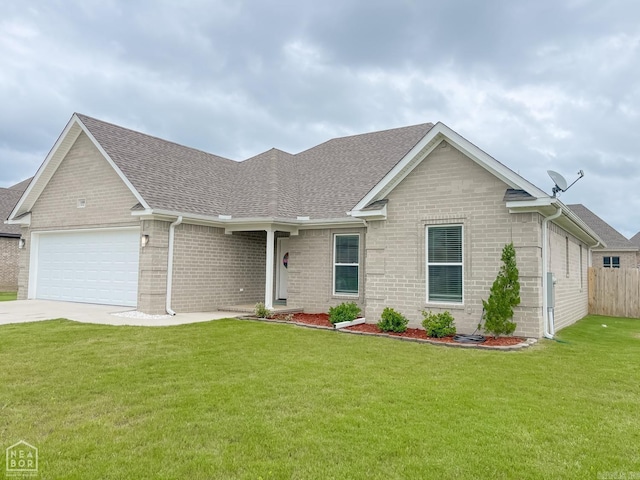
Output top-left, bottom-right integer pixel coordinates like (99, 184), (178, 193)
(6, 113), (604, 337)
(0, 179), (31, 291)
(629, 232), (640, 268)
(567, 204), (639, 269)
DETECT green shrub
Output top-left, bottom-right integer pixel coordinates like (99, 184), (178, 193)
(482, 242), (520, 337)
(421, 311), (456, 338)
(328, 302), (361, 325)
(254, 302), (272, 319)
(377, 307), (409, 333)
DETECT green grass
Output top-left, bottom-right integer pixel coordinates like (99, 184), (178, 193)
(1, 315), (639, 479)
(0, 291), (17, 301)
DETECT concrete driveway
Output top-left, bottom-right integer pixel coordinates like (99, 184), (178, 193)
(0, 300), (239, 326)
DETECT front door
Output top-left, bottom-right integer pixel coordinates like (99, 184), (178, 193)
(277, 237), (290, 300)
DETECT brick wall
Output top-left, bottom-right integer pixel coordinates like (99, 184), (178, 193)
(170, 225), (266, 312)
(548, 223), (590, 331)
(16, 228), (29, 300)
(363, 141), (544, 337)
(30, 132), (140, 230)
(288, 227), (366, 314)
(0, 237), (19, 291)
(590, 250), (638, 269)
(137, 219), (170, 314)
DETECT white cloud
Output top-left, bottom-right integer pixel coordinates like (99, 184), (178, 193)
(0, 0), (639, 236)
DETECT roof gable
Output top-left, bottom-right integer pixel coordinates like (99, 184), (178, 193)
(631, 231), (640, 247)
(11, 114), (601, 240)
(9, 114), (148, 222)
(226, 148), (299, 218)
(9, 115), (435, 223)
(296, 123), (433, 218)
(351, 122), (548, 214)
(76, 114), (238, 217)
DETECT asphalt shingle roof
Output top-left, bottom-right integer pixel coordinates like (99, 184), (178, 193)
(8, 177), (32, 191)
(77, 114), (433, 220)
(77, 114), (238, 217)
(294, 123), (434, 218)
(1, 181), (29, 236)
(630, 232), (640, 247)
(567, 204), (637, 250)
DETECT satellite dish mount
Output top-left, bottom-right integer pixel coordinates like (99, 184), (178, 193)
(547, 170), (584, 197)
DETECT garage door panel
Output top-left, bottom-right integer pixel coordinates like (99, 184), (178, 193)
(36, 229), (139, 307)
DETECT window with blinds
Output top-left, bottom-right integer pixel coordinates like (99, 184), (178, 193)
(426, 225), (463, 303)
(334, 234), (359, 295)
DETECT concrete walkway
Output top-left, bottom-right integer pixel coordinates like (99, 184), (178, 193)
(0, 300), (241, 327)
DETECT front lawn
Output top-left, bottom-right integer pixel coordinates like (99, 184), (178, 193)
(0, 291), (17, 301)
(1, 315), (638, 479)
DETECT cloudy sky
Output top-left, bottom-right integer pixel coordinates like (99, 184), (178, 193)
(1, 0), (639, 237)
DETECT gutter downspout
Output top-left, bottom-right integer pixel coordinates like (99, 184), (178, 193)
(264, 228), (275, 310)
(542, 207), (562, 339)
(166, 216), (183, 316)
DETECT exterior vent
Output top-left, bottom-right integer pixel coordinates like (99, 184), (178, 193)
(77, 199), (86, 208)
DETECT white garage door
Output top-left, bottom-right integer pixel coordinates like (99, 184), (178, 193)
(35, 229), (139, 306)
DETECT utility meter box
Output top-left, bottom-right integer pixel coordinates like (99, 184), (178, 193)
(547, 272), (556, 308)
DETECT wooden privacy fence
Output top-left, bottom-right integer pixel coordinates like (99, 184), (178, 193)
(588, 267), (640, 318)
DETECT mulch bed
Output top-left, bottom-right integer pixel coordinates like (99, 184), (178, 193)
(272, 312), (333, 328)
(270, 312), (526, 347)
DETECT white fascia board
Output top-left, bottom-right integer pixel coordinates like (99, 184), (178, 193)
(597, 247), (638, 252)
(134, 208), (361, 231)
(75, 115), (150, 210)
(225, 224), (299, 235)
(130, 208), (155, 217)
(8, 114), (151, 222)
(348, 203), (387, 220)
(437, 123), (549, 198)
(506, 198), (555, 210)
(557, 202), (605, 247)
(4, 213), (31, 226)
(555, 215), (604, 248)
(8, 117), (82, 221)
(353, 122), (550, 212)
(352, 130), (442, 211)
(509, 198), (604, 247)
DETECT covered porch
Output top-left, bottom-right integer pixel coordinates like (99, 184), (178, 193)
(222, 221), (299, 311)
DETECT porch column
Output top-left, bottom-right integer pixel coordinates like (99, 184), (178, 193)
(264, 228), (275, 309)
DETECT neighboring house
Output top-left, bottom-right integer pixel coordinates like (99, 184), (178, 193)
(567, 204), (639, 269)
(630, 232), (640, 268)
(7, 113), (605, 338)
(0, 178), (31, 291)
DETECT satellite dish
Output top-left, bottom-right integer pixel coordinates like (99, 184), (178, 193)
(547, 170), (568, 196)
(547, 170), (584, 197)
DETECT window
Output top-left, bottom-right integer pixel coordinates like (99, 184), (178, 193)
(334, 234), (359, 295)
(579, 245), (583, 289)
(565, 237), (570, 277)
(426, 225), (463, 303)
(603, 256), (620, 268)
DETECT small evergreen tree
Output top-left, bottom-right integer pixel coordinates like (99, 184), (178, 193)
(482, 243), (520, 337)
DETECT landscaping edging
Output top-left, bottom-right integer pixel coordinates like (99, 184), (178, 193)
(333, 318), (366, 329)
(339, 328), (537, 351)
(237, 316), (537, 351)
